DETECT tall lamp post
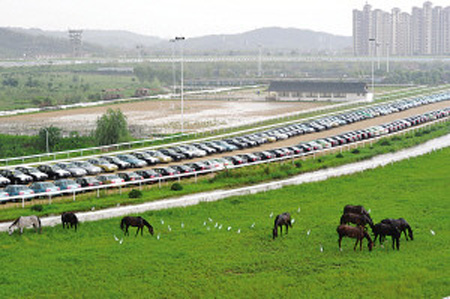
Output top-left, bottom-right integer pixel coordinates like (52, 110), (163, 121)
(369, 38), (376, 94)
(174, 36), (185, 134)
(169, 39), (177, 94)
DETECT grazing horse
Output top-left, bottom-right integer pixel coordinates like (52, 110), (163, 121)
(120, 216), (154, 236)
(8, 215), (41, 235)
(337, 224), (373, 251)
(343, 205), (372, 220)
(372, 222), (401, 250)
(340, 212), (374, 229)
(381, 218), (413, 241)
(61, 212), (79, 231)
(272, 212), (292, 239)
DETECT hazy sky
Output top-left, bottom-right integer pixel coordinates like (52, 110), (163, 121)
(1, 0), (449, 38)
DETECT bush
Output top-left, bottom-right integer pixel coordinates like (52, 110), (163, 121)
(128, 189), (142, 199)
(30, 205), (43, 212)
(294, 161), (302, 168)
(380, 140), (391, 146)
(171, 183), (183, 191)
(351, 149), (360, 154)
(317, 159), (323, 163)
(336, 153), (344, 158)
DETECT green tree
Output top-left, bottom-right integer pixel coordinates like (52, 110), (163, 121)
(38, 126), (62, 152)
(94, 108), (131, 145)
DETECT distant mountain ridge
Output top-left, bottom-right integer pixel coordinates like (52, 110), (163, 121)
(0, 27), (351, 58)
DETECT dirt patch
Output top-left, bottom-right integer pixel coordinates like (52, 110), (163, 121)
(0, 100), (328, 137)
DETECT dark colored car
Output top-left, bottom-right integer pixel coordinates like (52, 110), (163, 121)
(76, 177), (103, 188)
(172, 165), (195, 174)
(238, 154), (261, 163)
(184, 162), (210, 172)
(154, 167), (180, 177)
(37, 164), (71, 179)
(0, 175), (11, 188)
(117, 172), (144, 182)
(15, 167), (48, 181)
(135, 170), (162, 179)
(223, 156), (245, 165)
(158, 149), (185, 161)
(254, 151), (274, 160)
(0, 169), (33, 185)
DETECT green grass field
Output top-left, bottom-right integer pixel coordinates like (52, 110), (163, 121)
(0, 145), (449, 298)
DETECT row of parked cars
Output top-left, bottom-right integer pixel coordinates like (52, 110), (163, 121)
(1, 106), (448, 204)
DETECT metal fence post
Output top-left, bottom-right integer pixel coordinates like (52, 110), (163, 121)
(73, 191), (76, 201)
(22, 197), (25, 208)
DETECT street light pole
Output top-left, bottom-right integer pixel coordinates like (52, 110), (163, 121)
(169, 39), (176, 94)
(175, 36), (185, 134)
(44, 128), (49, 153)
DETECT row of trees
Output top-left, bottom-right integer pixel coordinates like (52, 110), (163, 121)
(0, 108), (131, 158)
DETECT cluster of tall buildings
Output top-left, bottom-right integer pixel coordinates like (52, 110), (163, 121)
(353, 2), (450, 56)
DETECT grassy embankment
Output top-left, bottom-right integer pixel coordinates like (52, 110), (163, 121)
(0, 139), (448, 298)
(0, 120), (448, 222)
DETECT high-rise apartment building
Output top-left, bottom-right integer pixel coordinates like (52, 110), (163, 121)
(353, 2), (450, 56)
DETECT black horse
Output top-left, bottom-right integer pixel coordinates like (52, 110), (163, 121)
(343, 205), (372, 220)
(372, 222), (401, 250)
(61, 212), (78, 231)
(121, 216), (154, 236)
(273, 212), (292, 239)
(340, 212), (374, 229)
(381, 218), (413, 241)
(337, 224), (373, 251)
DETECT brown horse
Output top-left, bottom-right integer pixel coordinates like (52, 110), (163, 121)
(337, 224), (373, 251)
(340, 212), (374, 229)
(381, 218), (413, 241)
(372, 222), (401, 250)
(343, 205), (372, 220)
(273, 212), (292, 239)
(120, 216), (154, 236)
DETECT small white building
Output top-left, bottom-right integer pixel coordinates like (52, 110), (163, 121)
(267, 81), (368, 102)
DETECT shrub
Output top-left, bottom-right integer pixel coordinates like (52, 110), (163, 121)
(30, 205), (43, 212)
(294, 161), (302, 168)
(336, 153), (344, 158)
(317, 159), (323, 163)
(351, 149), (360, 154)
(171, 183), (183, 191)
(380, 140), (391, 146)
(128, 189), (142, 199)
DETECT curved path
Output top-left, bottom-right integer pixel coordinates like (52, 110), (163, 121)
(1, 133), (449, 231)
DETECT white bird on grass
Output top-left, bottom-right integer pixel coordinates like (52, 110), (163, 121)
(291, 219), (295, 224)
(237, 229), (241, 234)
(91, 207), (95, 211)
(250, 223), (255, 228)
(227, 226), (232, 231)
(119, 238), (123, 245)
(218, 225), (223, 230)
(181, 222), (185, 228)
(269, 212), (273, 218)
(368, 208), (371, 214)
(114, 235), (119, 241)
(297, 207), (301, 213)
(430, 229), (436, 236)
(214, 223), (218, 228)
(208, 217), (213, 222)
(161, 219), (164, 225)
(207, 227), (211, 231)
(307, 229), (311, 236)
(168, 225), (172, 232)
(203, 221), (207, 226)
(320, 245), (323, 252)
(157, 234), (160, 240)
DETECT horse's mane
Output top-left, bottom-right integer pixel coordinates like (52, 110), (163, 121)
(9, 217), (21, 227)
(142, 218), (152, 228)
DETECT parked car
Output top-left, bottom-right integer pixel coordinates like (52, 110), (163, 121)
(88, 158), (119, 172)
(0, 169), (33, 185)
(184, 162), (210, 172)
(117, 172), (144, 182)
(116, 154), (147, 168)
(131, 152), (159, 165)
(4, 185), (34, 200)
(0, 175), (11, 188)
(154, 167), (180, 177)
(96, 174), (124, 185)
(54, 179), (81, 191)
(145, 150), (173, 163)
(223, 156), (245, 165)
(172, 165), (195, 174)
(55, 162), (87, 177)
(0, 189), (10, 203)
(72, 161), (102, 175)
(100, 156), (131, 169)
(254, 151), (274, 160)
(238, 153), (261, 163)
(158, 149), (185, 161)
(15, 167), (48, 181)
(135, 170), (162, 179)
(76, 177), (103, 188)
(37, 164), (71, 179)
(29, 182), (60, 195)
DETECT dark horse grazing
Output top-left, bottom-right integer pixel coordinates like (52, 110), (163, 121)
(121, 216), (154, 236)
(273, 213), (292, 239)
(61, 212), (78, 231)
(372, 222), (401, 250)
(381, 218), (413, 241)
(340, 212), (374, 229)
(337, 224), (373, 251)
(343, 205), (372, 220)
